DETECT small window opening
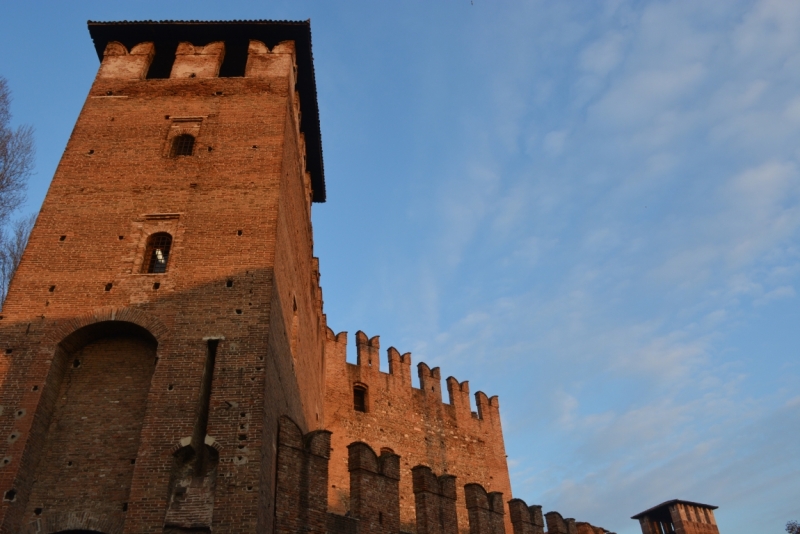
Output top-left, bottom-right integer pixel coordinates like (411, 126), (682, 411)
(34, 507), (42, 515)
(153, 282), (160, 290)
(171, 134), (195, 157)
(226, 280), (233, 288)
(143, 232), (173, 274)
(4, 489), (16, 502)
(48, 285), (55, 292)
(59, 235), (66, 241)
(353, 385), (367, 413)
(105, 283), (113, 291)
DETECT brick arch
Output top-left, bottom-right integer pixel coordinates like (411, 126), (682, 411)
(17, 314), (163, 532)
(43, 307), (168, 350)
(21, 510), (122, 534)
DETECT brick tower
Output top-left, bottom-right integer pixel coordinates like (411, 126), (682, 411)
(0, 20), (326, 533)
(632, 500), (720, 534)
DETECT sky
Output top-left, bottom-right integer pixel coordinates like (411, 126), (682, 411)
(1, 1), (798, 533)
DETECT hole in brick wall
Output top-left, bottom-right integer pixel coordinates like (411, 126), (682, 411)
(5, 349), (11, 354)
(34, 507), (42, 515)
(258, 356), (263, 361)
(239, 424), (245, 430)
(2, 457), (10, 465)
(15, 410), (24, 418)
(240, 412), (246, 418)
(105, 283), (113, 291)
(88, 149), (94, 155)
(215, 91), (223, 96)
(238, 444), (244, 450)
(237, 456), (243, 461)
(235, 309), (242, 315)
(7, 432), (18, 442)
(247, 486), (253, 491)
(165, 115), (170, 120)
(190, 73), (196, 78)
(168, 384), (173, 391)
(379, 512), (383, 525)
(252, 145), (258, 149)
(59, 235), (66, 241)
(207, 146), (213, 152)
(248, 302), (252, 306)
(106, 91), (113, 96)
(153, 282), (160, 290)
(49, 285), (55, 292)
(226, 280), (233, 288)
(255, 367), (263, 371)
(250, 377), (255, 381)
(238, 434), (247, 441)
(190, 183), (198, 188)
(67, 461), (73, 466)
(110, 117), (114, 121)
(237, 230), (243, 236)
(72, 359), (81, 368)
(119, 235), (124, 240)
(431, 386), (434, 391)
(25, 323), (30, 334)
(45, 301), (50, 307)
(32, 385), (38, 391)
(122, 502), (128, 511)
(130, 459), (136, 464)
(4, 489), (16, 502)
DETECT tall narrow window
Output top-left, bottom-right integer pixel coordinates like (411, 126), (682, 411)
(353, 385), (367, 413)
(171, 134), (195, 157)
(143, 232), (173, 273)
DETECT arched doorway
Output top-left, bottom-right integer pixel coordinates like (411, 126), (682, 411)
(24, 321), (158, 525)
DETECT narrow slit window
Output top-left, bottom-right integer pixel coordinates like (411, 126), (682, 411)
(143, 232), (173, 273)
(353, 385), (367, 413)
(171, 134), (195, 157)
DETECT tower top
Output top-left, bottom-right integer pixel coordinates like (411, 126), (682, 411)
(87, 19), (326, 202)
(631, 499), (718, 520)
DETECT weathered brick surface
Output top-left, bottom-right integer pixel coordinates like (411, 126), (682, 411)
(0, 27), (325, 534)
(508, 499), (544, 534)
(324, 330), (512, 533)
(274, 416), (331, 534)
(412, 466), (458, 534)
(348, 442), (401, 534)
(464, 483), (505, 534)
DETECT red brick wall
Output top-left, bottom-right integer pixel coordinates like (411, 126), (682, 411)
(324, 330), (513, 533)
(0, 36), (325, 534)
(24, 335), (156, 523)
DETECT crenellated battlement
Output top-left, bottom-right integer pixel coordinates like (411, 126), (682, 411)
(325, 329), (500, 422)
(275, 421), (616, 534)
(324, 329), (512, 533)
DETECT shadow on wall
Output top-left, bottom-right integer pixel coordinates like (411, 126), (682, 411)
(0, 268), (316, 534)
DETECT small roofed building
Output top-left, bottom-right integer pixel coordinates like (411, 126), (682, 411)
(632, 500), (720, 534)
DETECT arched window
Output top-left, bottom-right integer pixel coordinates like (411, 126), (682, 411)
(353, 384), (367, 412)
(171, 134), (195, 157)
(143, 232), (172, 273)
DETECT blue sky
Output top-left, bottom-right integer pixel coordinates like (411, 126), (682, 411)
(1, 1), (798, 533)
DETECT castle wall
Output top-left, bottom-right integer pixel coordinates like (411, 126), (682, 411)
(0, 35), (324, 534)
(324, 330), (512, 533)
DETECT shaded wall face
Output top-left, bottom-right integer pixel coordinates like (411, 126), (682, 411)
(0, 38), (325, 534)
(25, 335), (157, 520)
